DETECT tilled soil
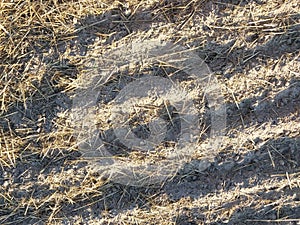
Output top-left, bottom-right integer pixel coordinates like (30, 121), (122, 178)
(0, 0), (299, 224)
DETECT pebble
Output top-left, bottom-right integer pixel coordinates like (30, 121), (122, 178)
(218, 160), (236, 171)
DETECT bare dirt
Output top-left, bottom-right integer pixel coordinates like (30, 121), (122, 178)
(0, 0), (299, 224)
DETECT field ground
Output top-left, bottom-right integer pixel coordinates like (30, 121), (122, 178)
(0, 0), (300, 224)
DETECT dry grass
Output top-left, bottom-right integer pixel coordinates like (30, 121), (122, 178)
(0, 0), (300, 224)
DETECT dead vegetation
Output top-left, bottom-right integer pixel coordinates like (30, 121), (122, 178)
(0, 0), (299, 224)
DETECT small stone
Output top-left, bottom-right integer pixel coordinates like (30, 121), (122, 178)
(191, 159), (211, 172)
(219, 161), (236, 171)
(279, 160), (285, 166)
